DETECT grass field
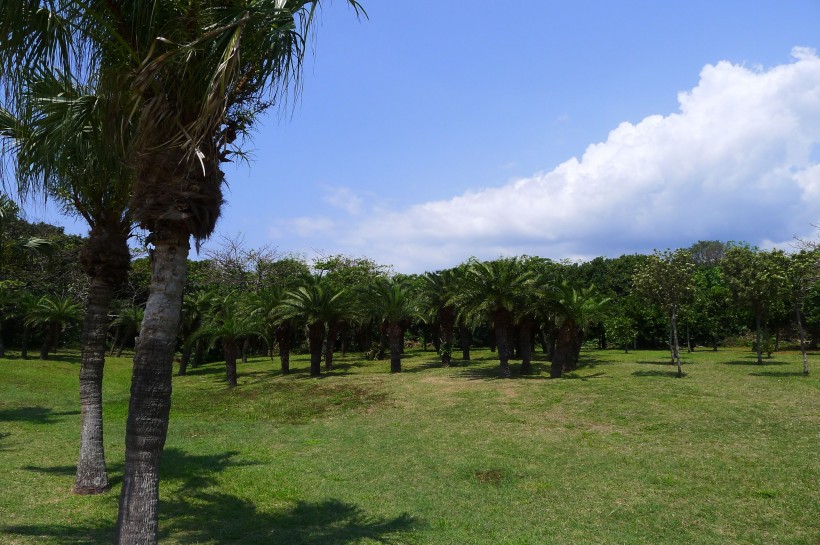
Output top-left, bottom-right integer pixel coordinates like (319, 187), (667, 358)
(1, 345), (818, 544)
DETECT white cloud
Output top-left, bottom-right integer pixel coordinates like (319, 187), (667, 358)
(281, 216), (336, 237)
(336, 48), (820, 272)
(321, 185), (364, 215)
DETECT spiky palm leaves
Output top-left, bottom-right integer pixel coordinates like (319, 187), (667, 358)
(24, 294), (82, 359)
(461, 258), (534, 377)
(420, 269), (458, 366)
(280, 276), (346, 377)
(546, 281), (610, 377)
(358, 277), (420, 373)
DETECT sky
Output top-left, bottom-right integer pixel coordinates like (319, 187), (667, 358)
(21, 0), (820, 273)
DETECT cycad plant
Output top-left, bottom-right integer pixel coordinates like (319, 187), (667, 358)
(359, 277), (419, 373)
(25, 294), (82, 360)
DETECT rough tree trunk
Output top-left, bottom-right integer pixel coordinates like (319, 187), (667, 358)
(671, 309), (682, 378)
(116, 229), (188, 545)
(74, 276), (115, 494)
(324, 323), (337, 371)
(223, 337), (239, 387)
(492, 309), (511, 377)
(276, 324), (291, 375)
(39, 321), (60, 360)
(440, 307), (455, 366)
(796, 304), (809, 376)
(387, 321), (403, 373)
(552, 320), (577, 378)
(459, 324), (471, 361)
(178, 342), (192, 376)
(519, 317), (533, 375)
(755, 312), (763, 364)
(192, 337), (204, 368)
(20, 323), (30, 359)
(308, 322), (324, 377)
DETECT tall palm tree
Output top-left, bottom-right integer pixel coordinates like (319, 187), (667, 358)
(1, 69), (134, 494)
(1, 2), (363, 540)
(462, 258), (533, 377)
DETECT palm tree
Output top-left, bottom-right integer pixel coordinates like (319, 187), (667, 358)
(177, 291), (210, 376)
(1, 2), (363, 539)
(110, 305), (145, 358)
(281, 276), (346, 377)
(1, 70), (134, 494)
(25, 294), (83, 359)
(360, 277), (419, 373)
(547, 281), (610, 378)
(248, 286), (295, 374)
(420, 269), (459, 366)
(196, 293), (262, 387)
(462, 258), (533, 377)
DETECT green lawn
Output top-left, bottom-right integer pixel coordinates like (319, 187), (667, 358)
(1, 346), (818, 544)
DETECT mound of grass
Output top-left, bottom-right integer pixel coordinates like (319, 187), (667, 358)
(0, 347), (818, 544)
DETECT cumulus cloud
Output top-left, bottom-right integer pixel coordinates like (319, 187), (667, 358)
(339, 48), (820, 272)
(269, 49), (820, 272)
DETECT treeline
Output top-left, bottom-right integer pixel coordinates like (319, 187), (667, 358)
(2, 209), (818, 380)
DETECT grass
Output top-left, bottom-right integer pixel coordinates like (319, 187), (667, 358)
(0, 345), (818, 544)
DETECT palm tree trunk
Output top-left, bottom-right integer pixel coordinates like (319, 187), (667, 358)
(488, 327), (497, 353)
(241, 336), (249, 364)
(552, 320), (575, 378)
(440, 307), (455, 366)
(308, 322), (324, 377)
(387, 321), (403, 373)
(459, 324), (471, 361)
(276, 324), (291, 375)
(178, 342), (192, 376)
(492, 310), (511, 377)
(223, 338), (238, 387)
(116, 324), (135, 357)
(40, 321), (60, 360)
(116, 229), (188, 545)
(20, 323), (29, 359)
(519, 317), (533, 375)
(192, 337), (204, 368)
(325, 323), (337, 370)
(74, 276), (114, 494)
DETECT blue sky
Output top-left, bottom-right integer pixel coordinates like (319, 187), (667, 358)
(23, 0), (820, 273)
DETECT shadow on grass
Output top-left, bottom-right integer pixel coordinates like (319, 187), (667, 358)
(749, 371), (808, 378)
(8, 447), (418, 545)
(0, 406), (80, 424)
(636, 360), (678, 366)
(723, 359), (788, 366)
(632, 370), (686, 378)
(561, 372), (607, 381)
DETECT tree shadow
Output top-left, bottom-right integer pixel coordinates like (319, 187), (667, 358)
(0, 406), (80, 424)
(632, 370), (686, 378)
(6, 447), (419, 545)
(561, 372), (607, 381)
(636, 360), (678, 366)
(749, 371), (808, 378)
(723, 359), (788, 366)
(162, 494), (419, 545)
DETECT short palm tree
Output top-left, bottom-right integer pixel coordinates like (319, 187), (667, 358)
(196, 293), (262, 387)
(110, 305), (145, 358)
(25, 294), (83, 360)
(462, 258), (534, 377)
(420, 269), (458, 366)
(546, 281), (610, 378)
(281, 276), (346, 377)
(359, 277), (419, 373)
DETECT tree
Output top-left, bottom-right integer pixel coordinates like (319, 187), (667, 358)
(786, 250), (819, 375)
(605, 314), (637, 353)
(633, 249), (695, 377)
(281, 276), (346, 377)
(1, 1), (364, 541)
(722, 247), (790, 364)
(547, 281), (610, 378)
(420, 269), (458, 366)
(1, 72), (136, 494)
(462, 258), (533, 377)
(359, 277), (419, 373)
(196, 293), (262, 387)
(25, 294), (82, 360)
